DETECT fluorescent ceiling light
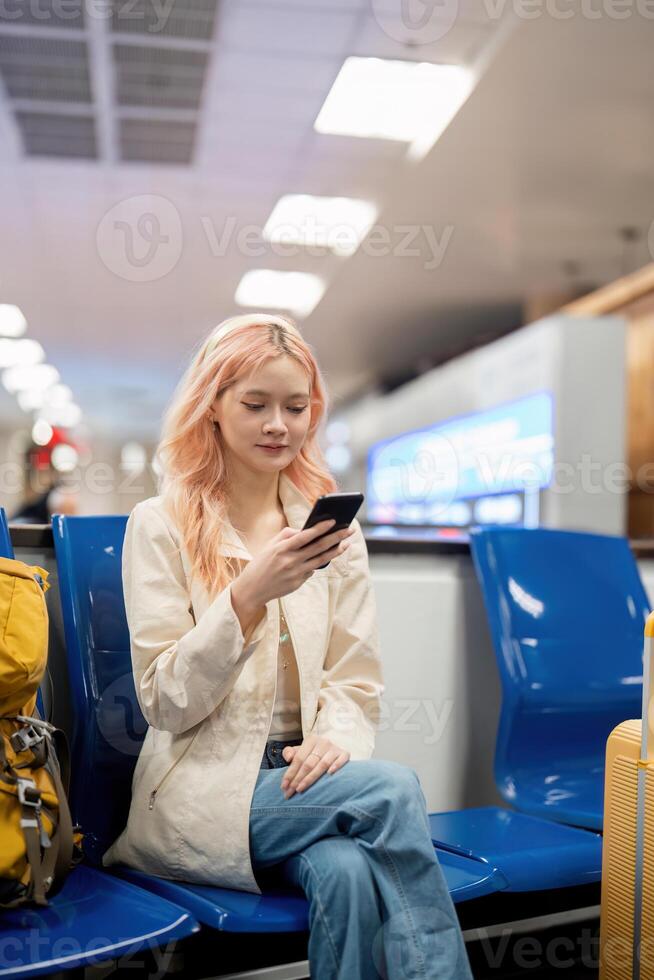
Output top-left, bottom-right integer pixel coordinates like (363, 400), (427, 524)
(0, 304), (27, 337)
(263, 195), (378, 257)
(0, 338), (44, 369)
(121, 441), (147, 475)
(314, 57), (472, 144)
(2, 363), (59, 393)
(18, 383), (73, 413)
(51, 443), (79, 471)
(235, 270), (326, 317)
(32, 420), (53, 446)
(38, 402), (82, 428)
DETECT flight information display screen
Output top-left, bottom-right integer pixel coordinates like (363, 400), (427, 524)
(366, 391), (554, 526)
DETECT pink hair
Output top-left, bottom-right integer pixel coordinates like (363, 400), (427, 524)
(155, 314), (338, 598)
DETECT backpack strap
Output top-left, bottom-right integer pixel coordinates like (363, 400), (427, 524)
(0, 719), (76, 907)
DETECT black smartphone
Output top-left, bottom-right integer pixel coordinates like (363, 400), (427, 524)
(302, 491), (364, 569)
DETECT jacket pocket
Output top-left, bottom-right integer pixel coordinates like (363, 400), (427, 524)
(147, 728), (201, 811)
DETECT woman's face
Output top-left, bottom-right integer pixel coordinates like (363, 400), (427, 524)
(211, 355), (312, 473)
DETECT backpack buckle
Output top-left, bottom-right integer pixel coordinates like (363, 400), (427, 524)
(10, 725), (44, 755)
(17, 777), (41, 810)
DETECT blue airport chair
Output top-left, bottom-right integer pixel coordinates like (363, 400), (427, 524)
(469, 526), (649, 831)
(0, 507), (12, 558)
(0, 510), (199, 977)
(0, 865), (197, 978)
(0, 864), (199, 977)
(429, 807), (602, 892)
(53, 514), (505, 933)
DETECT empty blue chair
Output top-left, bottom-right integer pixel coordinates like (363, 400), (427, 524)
(429, 807), (602, 892)
(0, 866), (197, 978)
(53, 513), (505, 932)
(469, 526), (649, 831)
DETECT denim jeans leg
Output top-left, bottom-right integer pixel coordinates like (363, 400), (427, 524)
(249, 758), (473, 980)
(282, 836), (387, 980)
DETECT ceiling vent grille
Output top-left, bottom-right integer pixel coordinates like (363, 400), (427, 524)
(120, 117), (196, 163)
(0, 0), (85, 29)
(0, 36), (92, 102)
(111, 0), (218, 41)
(113, 43), (208, 109)
(15, 110), (97, 157)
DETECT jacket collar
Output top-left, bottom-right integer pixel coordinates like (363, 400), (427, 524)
(219, 471), (314, 560)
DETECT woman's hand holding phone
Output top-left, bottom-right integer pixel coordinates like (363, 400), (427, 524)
(231, 519), (355, 617)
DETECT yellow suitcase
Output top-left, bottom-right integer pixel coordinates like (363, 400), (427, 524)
(600, 611), (654, 979)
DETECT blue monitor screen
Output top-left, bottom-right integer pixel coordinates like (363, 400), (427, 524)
(366, 391), (554, 526)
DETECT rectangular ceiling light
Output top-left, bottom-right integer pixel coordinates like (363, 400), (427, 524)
(235, 270), (326, 318)
(0, 304), (27, 337)
(263, 194), (378, 257)
(314, 57), (472, 146)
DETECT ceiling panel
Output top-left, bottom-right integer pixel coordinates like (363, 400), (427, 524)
(207, 50), (341, 96)
(15, 110), (97, 157)
(352, 13), (494, 63)
(216, 3), (361, 56)
(0, 36), (92, 102)
(111, 0), (219, 41)
(207, 84), (325, 128)
(120, 116), (196, 162)
(113, 43), (209, 108)
(0, 0), (85, 29)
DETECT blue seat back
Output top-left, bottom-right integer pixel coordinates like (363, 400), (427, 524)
(53, 514), (146, 863)
(469, 526), (649, 792)
(0, 507), (13, 558)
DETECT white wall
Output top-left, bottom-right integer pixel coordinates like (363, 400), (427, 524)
(340, 314), (627, 535)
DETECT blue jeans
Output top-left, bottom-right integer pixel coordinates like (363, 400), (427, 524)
(249, 739), (473, 980)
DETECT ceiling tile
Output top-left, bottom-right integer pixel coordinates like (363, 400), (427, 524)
(352, 13), (493, 63)
(0, 0), (85, 29)
(15, 110), (97, 157)
(217, 3), (360, 56)
(0, 36), (92, 102)
(207, 50), (341, 96)
(113, 43), (209, 108)
(111, 0), (219, 41)
(120, 116), (197, 162)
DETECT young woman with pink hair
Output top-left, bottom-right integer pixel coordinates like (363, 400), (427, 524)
(104, 313), (473, 979)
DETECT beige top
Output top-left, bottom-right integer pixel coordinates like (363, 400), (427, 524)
(102, 472), (385, 895)
(268, 599), (302, 741)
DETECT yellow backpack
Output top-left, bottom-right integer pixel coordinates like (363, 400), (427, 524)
(0, 555), (82, 907)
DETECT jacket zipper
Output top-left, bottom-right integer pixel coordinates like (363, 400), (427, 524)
(279, 596), (304, 739)
(148, 729), (200, 811)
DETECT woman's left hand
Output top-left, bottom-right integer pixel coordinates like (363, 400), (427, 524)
(281, 736), (350, 798)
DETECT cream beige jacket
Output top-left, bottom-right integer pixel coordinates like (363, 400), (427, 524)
(102, 472), (385, 894)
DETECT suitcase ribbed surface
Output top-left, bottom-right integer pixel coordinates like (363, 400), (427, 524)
(600, 719), (654, 980)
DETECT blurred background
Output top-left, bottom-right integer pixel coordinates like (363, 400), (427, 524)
(1, 0), (653, 538)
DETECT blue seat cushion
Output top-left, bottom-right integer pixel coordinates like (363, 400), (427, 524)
(429, 807), (602, 892)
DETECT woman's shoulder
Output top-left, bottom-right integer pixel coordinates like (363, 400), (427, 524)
(127, 496), (179, 541)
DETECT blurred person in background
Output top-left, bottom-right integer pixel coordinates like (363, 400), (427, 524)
(10, 443), (79, 524)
